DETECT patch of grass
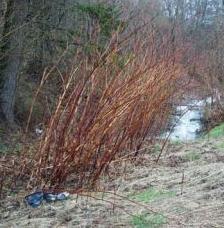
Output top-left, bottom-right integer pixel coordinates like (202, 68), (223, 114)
(131, 213), (166, 228)
(0, 139), (22, 155)
(171, 140), (182, 145)
(152, 144), (162, 154)
(173, 206), (189, 214)
(0, 129), (24, 155)
(216, 141), (224, 150)
(206, 123), (224, 138)
(184, 151), (200, 162)
(0, 143), (10, 153)
(131, 187), (175, 203)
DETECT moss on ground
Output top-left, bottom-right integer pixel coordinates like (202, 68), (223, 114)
(151, 144), (162, 154)
(171, 139), (182, 145)
(131, 213), (166, 228)
(184, 151), (201, 162)
(131, 187), (175, 203)
(205, 123), (224, 138)
(216, 141), (224, 150)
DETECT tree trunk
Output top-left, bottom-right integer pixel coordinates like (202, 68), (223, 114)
(0, 0), (25, 125)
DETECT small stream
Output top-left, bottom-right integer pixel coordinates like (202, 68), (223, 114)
(166, 98), (211, 141)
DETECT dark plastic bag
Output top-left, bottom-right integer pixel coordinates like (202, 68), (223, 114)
(25, 192), (44, 208)
(25, 191), (70, 207)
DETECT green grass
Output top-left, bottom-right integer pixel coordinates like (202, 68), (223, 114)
(0, 143), (10, 153)
(216, 141), (224, 150)
(152, 144), (162, 154)
(131, 213), (166, 228)
(131, 187), (175, 203)
(0, 142), (22, 154)
(205, 123), (224, 138)
(173, 206), (189, 214)
(171, 139), (182, 145)
(184, 151), (200, 162)
(130, 187), (174, 227)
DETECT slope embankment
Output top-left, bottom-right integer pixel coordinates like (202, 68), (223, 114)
(1, 132), (224, 227)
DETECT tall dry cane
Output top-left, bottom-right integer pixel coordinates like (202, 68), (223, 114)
(30, 24), (185, 191)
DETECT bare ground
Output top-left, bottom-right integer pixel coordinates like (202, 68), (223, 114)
(1, 137), (224, 227)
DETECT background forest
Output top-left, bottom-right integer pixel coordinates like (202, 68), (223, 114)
(0, 0), (223, 128)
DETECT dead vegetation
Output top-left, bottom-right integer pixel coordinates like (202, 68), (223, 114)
(28, 26), (185, 191)
(1, 137), (224, 227)
(0, 3), (189, 199)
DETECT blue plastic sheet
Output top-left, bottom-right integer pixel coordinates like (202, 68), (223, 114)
(25, 191), (70, 208)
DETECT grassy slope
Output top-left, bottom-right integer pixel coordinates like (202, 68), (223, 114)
(205, 123), (224, 138)
(1, 126), (224, 227)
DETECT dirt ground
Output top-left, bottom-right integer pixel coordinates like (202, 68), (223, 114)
(1, 136), (224, 227)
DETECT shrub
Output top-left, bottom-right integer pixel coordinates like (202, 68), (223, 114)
(26, 13), (186, 191)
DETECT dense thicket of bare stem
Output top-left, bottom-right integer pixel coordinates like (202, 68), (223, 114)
(27, 21), (185, 191)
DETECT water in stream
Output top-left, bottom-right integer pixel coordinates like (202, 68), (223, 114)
(167, 99), (211, 141)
